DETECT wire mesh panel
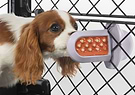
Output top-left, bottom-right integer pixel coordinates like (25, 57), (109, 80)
(1, 0), (135, 95)
(0, 0), (8, 14)
(31, 0), (135, 95)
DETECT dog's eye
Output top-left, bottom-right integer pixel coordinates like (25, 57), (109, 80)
(50, 23), (61, 32)
(74, 23), (78, 30)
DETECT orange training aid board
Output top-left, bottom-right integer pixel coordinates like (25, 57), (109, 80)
(75, 36), (108, 56)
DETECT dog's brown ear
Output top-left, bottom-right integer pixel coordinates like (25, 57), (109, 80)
(55, 57), (80, 76)
(14, 24), (44, 85)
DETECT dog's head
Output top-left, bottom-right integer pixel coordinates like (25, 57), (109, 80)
(14, 10), (80, 84)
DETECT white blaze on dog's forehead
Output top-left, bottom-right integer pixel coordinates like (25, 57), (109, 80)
(55, 10), (75, 32)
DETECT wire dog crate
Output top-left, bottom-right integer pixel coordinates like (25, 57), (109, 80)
(0, 0), (135, 95)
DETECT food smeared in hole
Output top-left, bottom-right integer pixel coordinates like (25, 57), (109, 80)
(103, 46), (107, 50)
(79, 38), (85, 43)
(75, 36), (109, 56)
(95, 37), (100, 42)
(88, 47), (92, 52)
(81, 48), (85, 52)
(100, 42), (103, 47)
(95, 47), (100, 51)
(92, 42), (96, 47)
(80, 39), (84, 43)
(85, 42), (89, 48)
(87, 38), (93, 43)
(102, 37), (106, 42)
(77, 43), (81, 48)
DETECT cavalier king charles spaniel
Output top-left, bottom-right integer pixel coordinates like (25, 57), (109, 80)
(0, 10), (80, 87)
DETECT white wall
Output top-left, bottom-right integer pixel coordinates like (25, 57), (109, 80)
(0, 0), (8, 14)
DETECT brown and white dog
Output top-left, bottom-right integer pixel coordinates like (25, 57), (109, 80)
(0, 10), (79, 87)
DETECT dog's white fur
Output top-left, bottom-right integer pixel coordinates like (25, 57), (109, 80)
(44, 10), (76, 58)
(0, 10), (75, 87)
